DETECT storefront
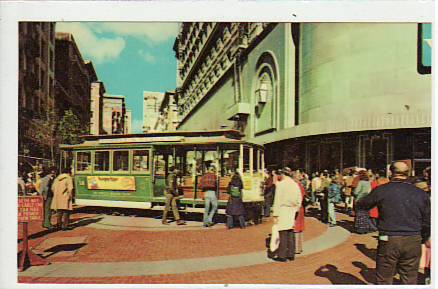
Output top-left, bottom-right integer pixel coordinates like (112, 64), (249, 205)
(264, 128), (431, 176)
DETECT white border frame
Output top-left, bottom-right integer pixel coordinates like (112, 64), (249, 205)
(0, 1), (435, 289)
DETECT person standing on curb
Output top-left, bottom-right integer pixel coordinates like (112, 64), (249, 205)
(225, 171), (246, 229)
(40, 167), (56, 230)
(51, 168), (74, 231)
(327, 177), (341, 227)
(162, 167), (186, 225)
(271, 169), (302, 262)
(200, 166), (219, 227)
(263, 170), (275, 218)
(356, 161), (431, 285)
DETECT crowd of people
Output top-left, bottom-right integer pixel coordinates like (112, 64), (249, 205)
(20, 159), (432, 285)
(261, 163), (431, 284)
(18, 167), (75, 231)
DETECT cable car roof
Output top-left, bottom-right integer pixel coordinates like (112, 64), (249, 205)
(59, 129), (263, 150)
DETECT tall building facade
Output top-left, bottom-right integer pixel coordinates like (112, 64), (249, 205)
(102, 95), (126, 135)
(143, 91), (164, 132)
(174, 23), (432, 174)
(154, 91), (179, 132)
(18, 22), (56, 159)
(89, 81), (106, 135)
(55, 32), (97, 132)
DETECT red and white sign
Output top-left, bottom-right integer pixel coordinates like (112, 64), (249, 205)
(18, 196), (44, 222)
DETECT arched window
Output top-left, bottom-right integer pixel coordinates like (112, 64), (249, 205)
(254, 52), (278, 135)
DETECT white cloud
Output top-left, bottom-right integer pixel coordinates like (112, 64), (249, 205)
(138, 50), (156, 63)
(92, 22), (179, 44)
(56, 22), (126, 64)
(131, 118), (144, 134)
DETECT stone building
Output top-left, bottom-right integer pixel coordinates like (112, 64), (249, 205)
(89, 81), (106, 135)
(174, 23), (432, 175)
(18, 22), (56, 159)
(125, 109), (132, 134)
(143, 91), (164, 132)
(154, 91), (179, 132)
(55, 32), (98, 132)
(101, 95), (126, 135)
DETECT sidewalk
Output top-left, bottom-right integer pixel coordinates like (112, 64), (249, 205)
(17, 209), (393, 284)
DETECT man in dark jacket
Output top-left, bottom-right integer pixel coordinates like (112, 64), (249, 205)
(162, 167), (186, 225)
(40, 167), (56, 229)
(356, 161), (431, 285)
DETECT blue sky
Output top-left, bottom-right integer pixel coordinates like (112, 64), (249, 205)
(56, 22), (179, 133)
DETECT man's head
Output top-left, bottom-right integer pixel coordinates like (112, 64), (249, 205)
(61, 167), (71, 175)
(208, 166), (216, 173)
(389, 161), (410, 179)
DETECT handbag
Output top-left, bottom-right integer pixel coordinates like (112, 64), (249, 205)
(230, 186), (241, 198)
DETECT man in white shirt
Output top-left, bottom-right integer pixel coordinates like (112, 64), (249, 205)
(272, 169), (302, 262)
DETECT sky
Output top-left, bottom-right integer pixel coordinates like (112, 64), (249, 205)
(56, 22), (179, 133)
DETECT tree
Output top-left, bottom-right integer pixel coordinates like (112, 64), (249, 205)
(28, 110), (59, 160)
(58, 109), (85, 145)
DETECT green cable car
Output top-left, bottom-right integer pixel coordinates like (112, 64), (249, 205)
(59, 130), (265, 213)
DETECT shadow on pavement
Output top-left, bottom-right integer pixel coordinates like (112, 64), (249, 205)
(352, 261), (376, 284)
(336, 219), (355, 233)
(43, 243), (87, 258)
(354, 243), (376, 261)
(24, 217), (103, 241)
(314, 264), (367, 284)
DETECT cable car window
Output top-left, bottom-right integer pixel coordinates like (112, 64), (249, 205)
(113, 151), (129, 171)
(77, 151), (92, 172)
(133, 150), (150, 172)
(222, 149), (239, 176)
(94, 151), (110, 172)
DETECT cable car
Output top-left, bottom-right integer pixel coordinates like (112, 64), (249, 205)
(59, 130), (265, 213)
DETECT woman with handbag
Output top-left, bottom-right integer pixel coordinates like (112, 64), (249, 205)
(225, 172), (246, 229)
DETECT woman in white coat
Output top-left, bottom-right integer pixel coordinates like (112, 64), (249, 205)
(272, 169), (302, 262)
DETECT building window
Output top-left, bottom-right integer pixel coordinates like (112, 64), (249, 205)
(94, 151), (110, 172)
(113, 150), (129, 171)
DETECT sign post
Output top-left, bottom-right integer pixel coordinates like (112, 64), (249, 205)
(18, 196), (50, 271)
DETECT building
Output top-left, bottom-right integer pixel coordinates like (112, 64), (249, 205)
(102, 95), (126, 135)
(174, 23), (432, 175)
(124, 109), (132, 134)
(154, 91), (179, 132)
(143, 91), (165, 132)
(55, 32), (98, 132)
(18, 22), (56, 159)
(89, 81), (106, 135)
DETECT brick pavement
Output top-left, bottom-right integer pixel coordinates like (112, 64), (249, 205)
(18, 212), (326, 263)
(17, 210), (408, 285)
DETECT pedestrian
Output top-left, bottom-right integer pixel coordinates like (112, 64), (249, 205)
(40, 167), (57, 229)
(200, 166), (218, 227)
(353, 170), (376, 234)
(18, 171), (26, 195)
(291, 171), (305, 254)
(310, 172), (321, 205)
(327, 177), (341, 227)
(225, 171), (246, 229)
(162, 167), (186, 225)
(319, 172), (331, 223)
(356, 161), (431, 285)
(271, 169), (302, 262)
(51, 168), (74, 231)
(263, 170), (275, 218)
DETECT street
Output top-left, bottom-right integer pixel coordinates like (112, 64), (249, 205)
(17, 206), (425, 284)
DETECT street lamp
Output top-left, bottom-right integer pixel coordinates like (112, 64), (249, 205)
(256, 82), (269, 104)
